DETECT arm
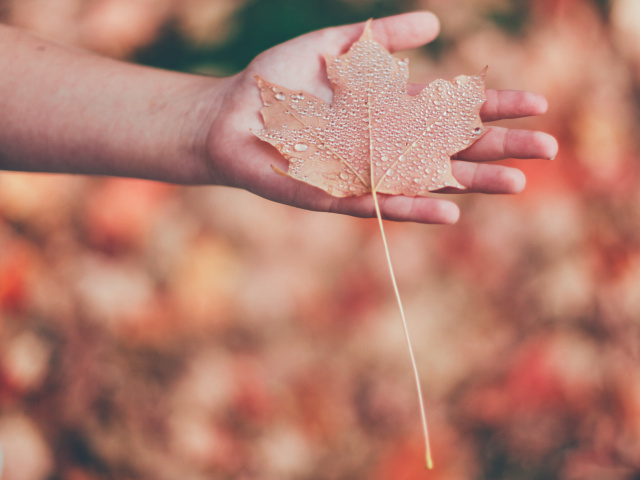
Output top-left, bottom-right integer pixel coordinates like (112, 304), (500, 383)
(0, 12), (558, 224)
(0, 22), (224, 183)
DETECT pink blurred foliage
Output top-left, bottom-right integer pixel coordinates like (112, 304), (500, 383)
(1, 0), (245, 58)
(2, 0), (640, 479)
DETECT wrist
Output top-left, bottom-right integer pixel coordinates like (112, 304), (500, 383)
(179, 75), (236, 186)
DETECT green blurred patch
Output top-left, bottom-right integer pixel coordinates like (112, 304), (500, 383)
(135, 0), (411, 75)
(485, 0), (531, 37)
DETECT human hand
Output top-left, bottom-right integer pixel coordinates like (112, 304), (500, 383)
(204, 12), (558, 224)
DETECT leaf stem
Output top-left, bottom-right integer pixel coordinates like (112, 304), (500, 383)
(371, 189), (433, 470)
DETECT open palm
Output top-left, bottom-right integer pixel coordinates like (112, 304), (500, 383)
(205, 12), (558, 224)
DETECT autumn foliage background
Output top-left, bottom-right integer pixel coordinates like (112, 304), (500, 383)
(1, 0), (640, 479)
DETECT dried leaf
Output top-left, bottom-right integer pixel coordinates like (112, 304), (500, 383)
(254, 20), (487, 198)
(253, 20), (488, 470)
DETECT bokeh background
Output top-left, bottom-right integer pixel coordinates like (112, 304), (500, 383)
(1, 0), (640, 479)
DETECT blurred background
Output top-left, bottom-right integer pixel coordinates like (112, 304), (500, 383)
(1, 0), (640, 479)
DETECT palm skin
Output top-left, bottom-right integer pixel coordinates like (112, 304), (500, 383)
(204, 12), (558, 224)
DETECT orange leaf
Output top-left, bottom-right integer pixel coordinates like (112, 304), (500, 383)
(254, 20), (486, 198)
(254, 20), (488, 469)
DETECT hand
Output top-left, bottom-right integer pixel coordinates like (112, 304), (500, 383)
(204, 12), (558, 224)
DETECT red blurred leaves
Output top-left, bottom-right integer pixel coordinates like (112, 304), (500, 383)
(464, 336), (598, 426)
(0, 240), (38, 314)
(83, 178), (173, 253)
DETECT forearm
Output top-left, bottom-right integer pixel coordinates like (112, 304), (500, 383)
(0, 24), (225, 184)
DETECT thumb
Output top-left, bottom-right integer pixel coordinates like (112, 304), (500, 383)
(322, 11), (440, 56)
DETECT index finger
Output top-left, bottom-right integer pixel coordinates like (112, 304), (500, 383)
(481, 89), (549, 121)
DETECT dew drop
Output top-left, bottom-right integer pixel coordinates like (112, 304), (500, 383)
(294, 143), (309, 152)
(275, 92), (286, 101)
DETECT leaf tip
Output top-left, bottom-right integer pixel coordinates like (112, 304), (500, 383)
(250, 127), (264, 140)
(271, 164), (290, 177)
(323, 52), (334, 66)
(362, 18), (374, 39)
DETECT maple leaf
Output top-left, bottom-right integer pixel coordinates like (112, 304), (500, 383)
(253, 20), (487, 470)
(253, 21), (486, 198)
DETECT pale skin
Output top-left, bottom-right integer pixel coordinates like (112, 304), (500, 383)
(0, 12), (558, 224)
